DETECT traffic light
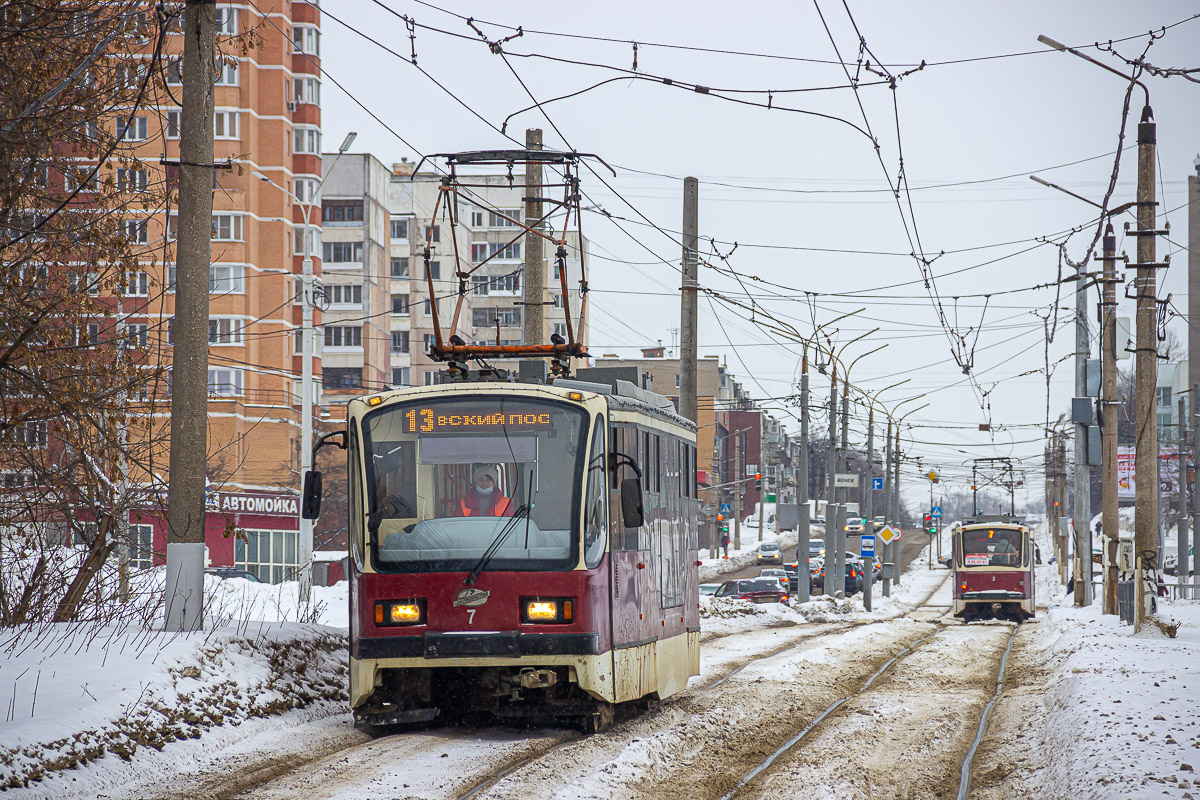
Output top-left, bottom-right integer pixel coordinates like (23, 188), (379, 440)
(755, 472), (762, 492)
(717, 514), (728, 533)
(923, 513), (937, 534)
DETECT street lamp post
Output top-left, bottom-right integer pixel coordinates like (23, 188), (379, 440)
(254, 131), (355, 601)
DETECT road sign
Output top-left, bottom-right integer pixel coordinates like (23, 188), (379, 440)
(719, 503), (732, 514)
(860, 535), (876, 558)
(834, 473), (859, 488)
(931, 506), (943, 518)
(1117, 539), (1135, 572)
(872, 477), (883, 490)
(927, 470), (939, 483)
(878, 525), (899, 544)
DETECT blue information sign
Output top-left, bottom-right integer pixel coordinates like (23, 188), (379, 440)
(720, 503), (732, 514)
(931, 506), (943, 518)
(872, 477), (883, 490)
(860, 535), (876, 558)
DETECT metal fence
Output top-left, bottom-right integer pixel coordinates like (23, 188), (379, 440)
(1169, 583), (1200, 601)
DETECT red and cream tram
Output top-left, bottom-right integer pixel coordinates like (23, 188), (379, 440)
(950, 516), (1036, 622)
(303, 377), (701, 731)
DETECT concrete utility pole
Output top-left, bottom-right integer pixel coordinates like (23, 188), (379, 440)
(882, 418), (892, 597)
(795, 348), (811, 603)
(164, 0), (216, 633)
(1059, 433), (1070, 586)
(1179, 397), (1190, 601)
(836, 384), (850, 599)
(825, 368), (837, 597)
(1101, 225), (1120, 614)
(679, 177), (698, 424)
(1074, 239), (1093, 606)
(862, 406), (875, 611)
(758, 425), (765, 543)
(733, 433), (742, 552)
(1188, 159), (1200, 598)
(1133, 106), (1159, 632)
(522, 128), (544, 347)
(893, 423), (902, 587)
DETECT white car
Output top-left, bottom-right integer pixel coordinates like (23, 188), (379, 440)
(755, 542), (783, 565)
(759, 567), (789, 588)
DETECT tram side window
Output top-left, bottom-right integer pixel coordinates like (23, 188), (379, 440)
(583, 418), (607, 568)
(612, 424), (643, 551)
(348, 419), (365, 569)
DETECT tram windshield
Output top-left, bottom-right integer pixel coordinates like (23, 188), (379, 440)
(961, 527), (1024, 567)
(360, 395), (588, 573)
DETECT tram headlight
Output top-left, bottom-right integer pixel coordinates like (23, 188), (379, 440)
(375, 599), (426, 626)
(521, 597), (573, 623)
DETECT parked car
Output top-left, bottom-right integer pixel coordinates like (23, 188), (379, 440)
(700, 583), (721, 596)
(807, 560), (864, 596)
(714, 578), (789, 605)
(755, 542), (783, 565)
(206, 567), (260, 582)
(760, 567), (789, 589)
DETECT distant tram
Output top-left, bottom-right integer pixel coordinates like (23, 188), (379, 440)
(304, 377), (701, 731)
(950, 516), (1036, 622)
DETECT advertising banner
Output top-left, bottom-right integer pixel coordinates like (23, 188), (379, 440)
(1116, 446), (1193, 500)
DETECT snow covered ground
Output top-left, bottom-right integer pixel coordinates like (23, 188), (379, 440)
(2, 520), (1197, 799)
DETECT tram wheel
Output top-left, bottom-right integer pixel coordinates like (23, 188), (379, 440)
(578, 704), (615, 734)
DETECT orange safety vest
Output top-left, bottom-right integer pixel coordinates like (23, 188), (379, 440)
(459, 494), (513, 517)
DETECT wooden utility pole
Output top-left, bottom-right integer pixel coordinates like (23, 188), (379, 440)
(1132, 106), (1158, 632)
(679, 177), (699, 424)
(164, 0), (216, 632)
(522, 128), (544, 347)
(1101, 224), (1120, 614)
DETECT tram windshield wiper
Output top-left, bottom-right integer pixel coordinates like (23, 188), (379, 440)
(463, 503), (530, 585)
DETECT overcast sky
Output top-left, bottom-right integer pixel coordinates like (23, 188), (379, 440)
(318, 1), (1200, 505)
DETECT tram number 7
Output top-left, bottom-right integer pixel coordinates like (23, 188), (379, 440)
(466, 608), (476, 625)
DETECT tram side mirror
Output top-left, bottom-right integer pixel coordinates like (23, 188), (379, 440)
(301, 470), (323, 520)
(620, 477), (644, 528)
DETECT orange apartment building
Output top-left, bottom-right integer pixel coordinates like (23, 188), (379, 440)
(111, 2), (324, 582)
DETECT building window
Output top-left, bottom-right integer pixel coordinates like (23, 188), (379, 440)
(294, 126), (320, 154)
(473, 308), (521, 327)
(129, 524), (154, 571)
(328, 284), (363, 306)
(124, 271), (149, 297)
(165, 109), (181, 139)
(125, 323), (149, 349)
(323, 367), (362, 390)
(295, 177), (318, 204)
(390, 257), (409, 278)
(391, 295), (408, 315)
(213, 110), (239, 139)
(294, 226), (320, 256)
(424, 225), (440, 243)
(426, 260), (440, 280)
(208, 317), (243, 345)
(470, 210), (484, 228)
(292, 24), (320, 55)
(489, 210), (521, 228)
(423, 299), (435, 316)
(1158, 387), (1172, 407)
(117, 168), (148, 192)
(553, 322), (568, 338)
(214, 60), (238, 86)
(391, 330), (409, 353)
(210, 264), (245, 294)
(236, 528), (298, 584)
(324, 325), (362, 348)
(322, 200), (363, 223)
(124, 219), (148, 244)
(471, 275), (489, 296)
(423, 334), (436, 351)
(207, 367), (243, 396)
(391, 367), (409, 386)
(423, 371), (438, 386)
(211, 214), (243, 241)
(294, 76), (320, 106)
(66, 167), (99, 193)
(165, 58), (182, 85)
(214, 7), (237, 35)
(323, 241), (363, 263)
(390, 218), (408, 239)
(4, 422), (48, 448)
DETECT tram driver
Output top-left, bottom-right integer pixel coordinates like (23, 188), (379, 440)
(456, 463), (515, 518)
